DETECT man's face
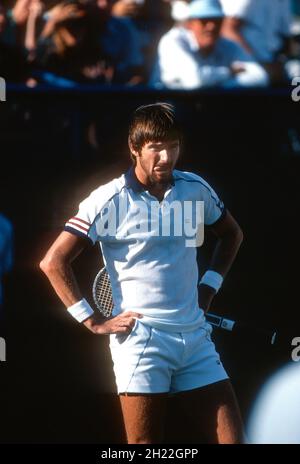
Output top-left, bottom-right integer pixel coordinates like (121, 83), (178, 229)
(187, 17), (222, 52)
(133, 139), (180, 185)
(96, 0), (111, 12)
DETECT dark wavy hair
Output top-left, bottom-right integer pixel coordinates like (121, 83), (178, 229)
(128, 102), (182, 163)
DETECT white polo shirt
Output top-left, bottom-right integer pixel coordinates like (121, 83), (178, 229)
(65, 168), (226, 332)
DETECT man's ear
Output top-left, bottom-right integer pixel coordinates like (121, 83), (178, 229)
(128, 138), (139, 159)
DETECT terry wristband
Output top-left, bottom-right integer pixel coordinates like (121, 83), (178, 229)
(67, 298), (94, 323)
(199, 270), (223, 293)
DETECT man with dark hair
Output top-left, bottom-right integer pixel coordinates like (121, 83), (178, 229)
(128, 102), (182, 166)
(40, 102), (244, 444)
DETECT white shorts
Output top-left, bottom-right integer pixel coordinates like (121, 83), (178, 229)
(109, 318), (228, 394)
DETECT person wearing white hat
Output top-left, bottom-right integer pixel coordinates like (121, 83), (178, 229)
(151, 0), (269, 88)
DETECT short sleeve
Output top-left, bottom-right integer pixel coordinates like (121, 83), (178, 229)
(64, 192), (99, 244)
(201, 181), (226, 226)
(64, 179), (122, 244)
(176, 171), (226, 226)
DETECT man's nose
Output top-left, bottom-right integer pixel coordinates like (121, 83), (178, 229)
(159, 150), (170, 163)
(206, 21), (217, 31)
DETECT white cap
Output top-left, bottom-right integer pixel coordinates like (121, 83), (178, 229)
(188, 0), (224, 20)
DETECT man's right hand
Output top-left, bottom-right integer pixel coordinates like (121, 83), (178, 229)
(83, 311), (143, 335)
(112, 0), (142, 18)
(230, 62), (246, 75)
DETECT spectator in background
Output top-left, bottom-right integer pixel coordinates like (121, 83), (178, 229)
(23, 0), (45, 59)
(111, 0), (144, 18)
(34, 1), (115, 84)
(151, 0), (269, 89)
(1, 1), (48, 58)
(0, 213), (13, 334)
(111, 0), (173, 81)
(292, 0), (300, 16)
(24, 0), (144, 85)
(220, 0), (300, 84)
(0, 2), (29, 81)
(93, 0), (145, 84)
(291, 0), (300, 57)
(0, 3), (6, 35)
(8, 0), (36, 46)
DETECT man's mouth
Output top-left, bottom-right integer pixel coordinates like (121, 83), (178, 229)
(154, 166), (171, 173)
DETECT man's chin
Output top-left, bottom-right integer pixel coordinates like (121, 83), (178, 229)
(152, 170), (172, 184)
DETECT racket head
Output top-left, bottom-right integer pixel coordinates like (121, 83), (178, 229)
(92, 267), (114, 318)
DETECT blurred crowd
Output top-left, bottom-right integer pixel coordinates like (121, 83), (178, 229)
(0, 0), (300, 88)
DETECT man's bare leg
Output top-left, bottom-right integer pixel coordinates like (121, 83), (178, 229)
(173, 379), (244, 444)
(119, 393), (168, 444)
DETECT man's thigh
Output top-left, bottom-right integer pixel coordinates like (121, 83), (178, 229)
(171, 379), (244, 444)
(119, 393), (168, 444)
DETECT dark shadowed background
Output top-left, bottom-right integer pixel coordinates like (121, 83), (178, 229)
(1, 87), (300, 443)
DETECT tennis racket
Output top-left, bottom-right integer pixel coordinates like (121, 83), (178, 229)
(92, 267), (280, 345)
(92, 267), (114, 318)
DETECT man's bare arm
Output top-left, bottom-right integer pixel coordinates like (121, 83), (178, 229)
(40, 231), (86, 307)
(198, 210), (243, 313)
(40, 231), (142, 334)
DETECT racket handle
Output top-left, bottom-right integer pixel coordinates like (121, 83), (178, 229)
(206, 313), (277, 345)
(206, 313), (235, 331)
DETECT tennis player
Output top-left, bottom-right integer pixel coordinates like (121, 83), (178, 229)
(40, 102), (244, 444)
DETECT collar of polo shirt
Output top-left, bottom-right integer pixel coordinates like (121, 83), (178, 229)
(124, 167), (175, 193)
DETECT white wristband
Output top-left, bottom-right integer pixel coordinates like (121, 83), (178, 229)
(67, 298), (94, 323)
(199, 270), (223, 293)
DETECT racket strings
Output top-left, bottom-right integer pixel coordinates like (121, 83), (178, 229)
(94, 270), (114, 317)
